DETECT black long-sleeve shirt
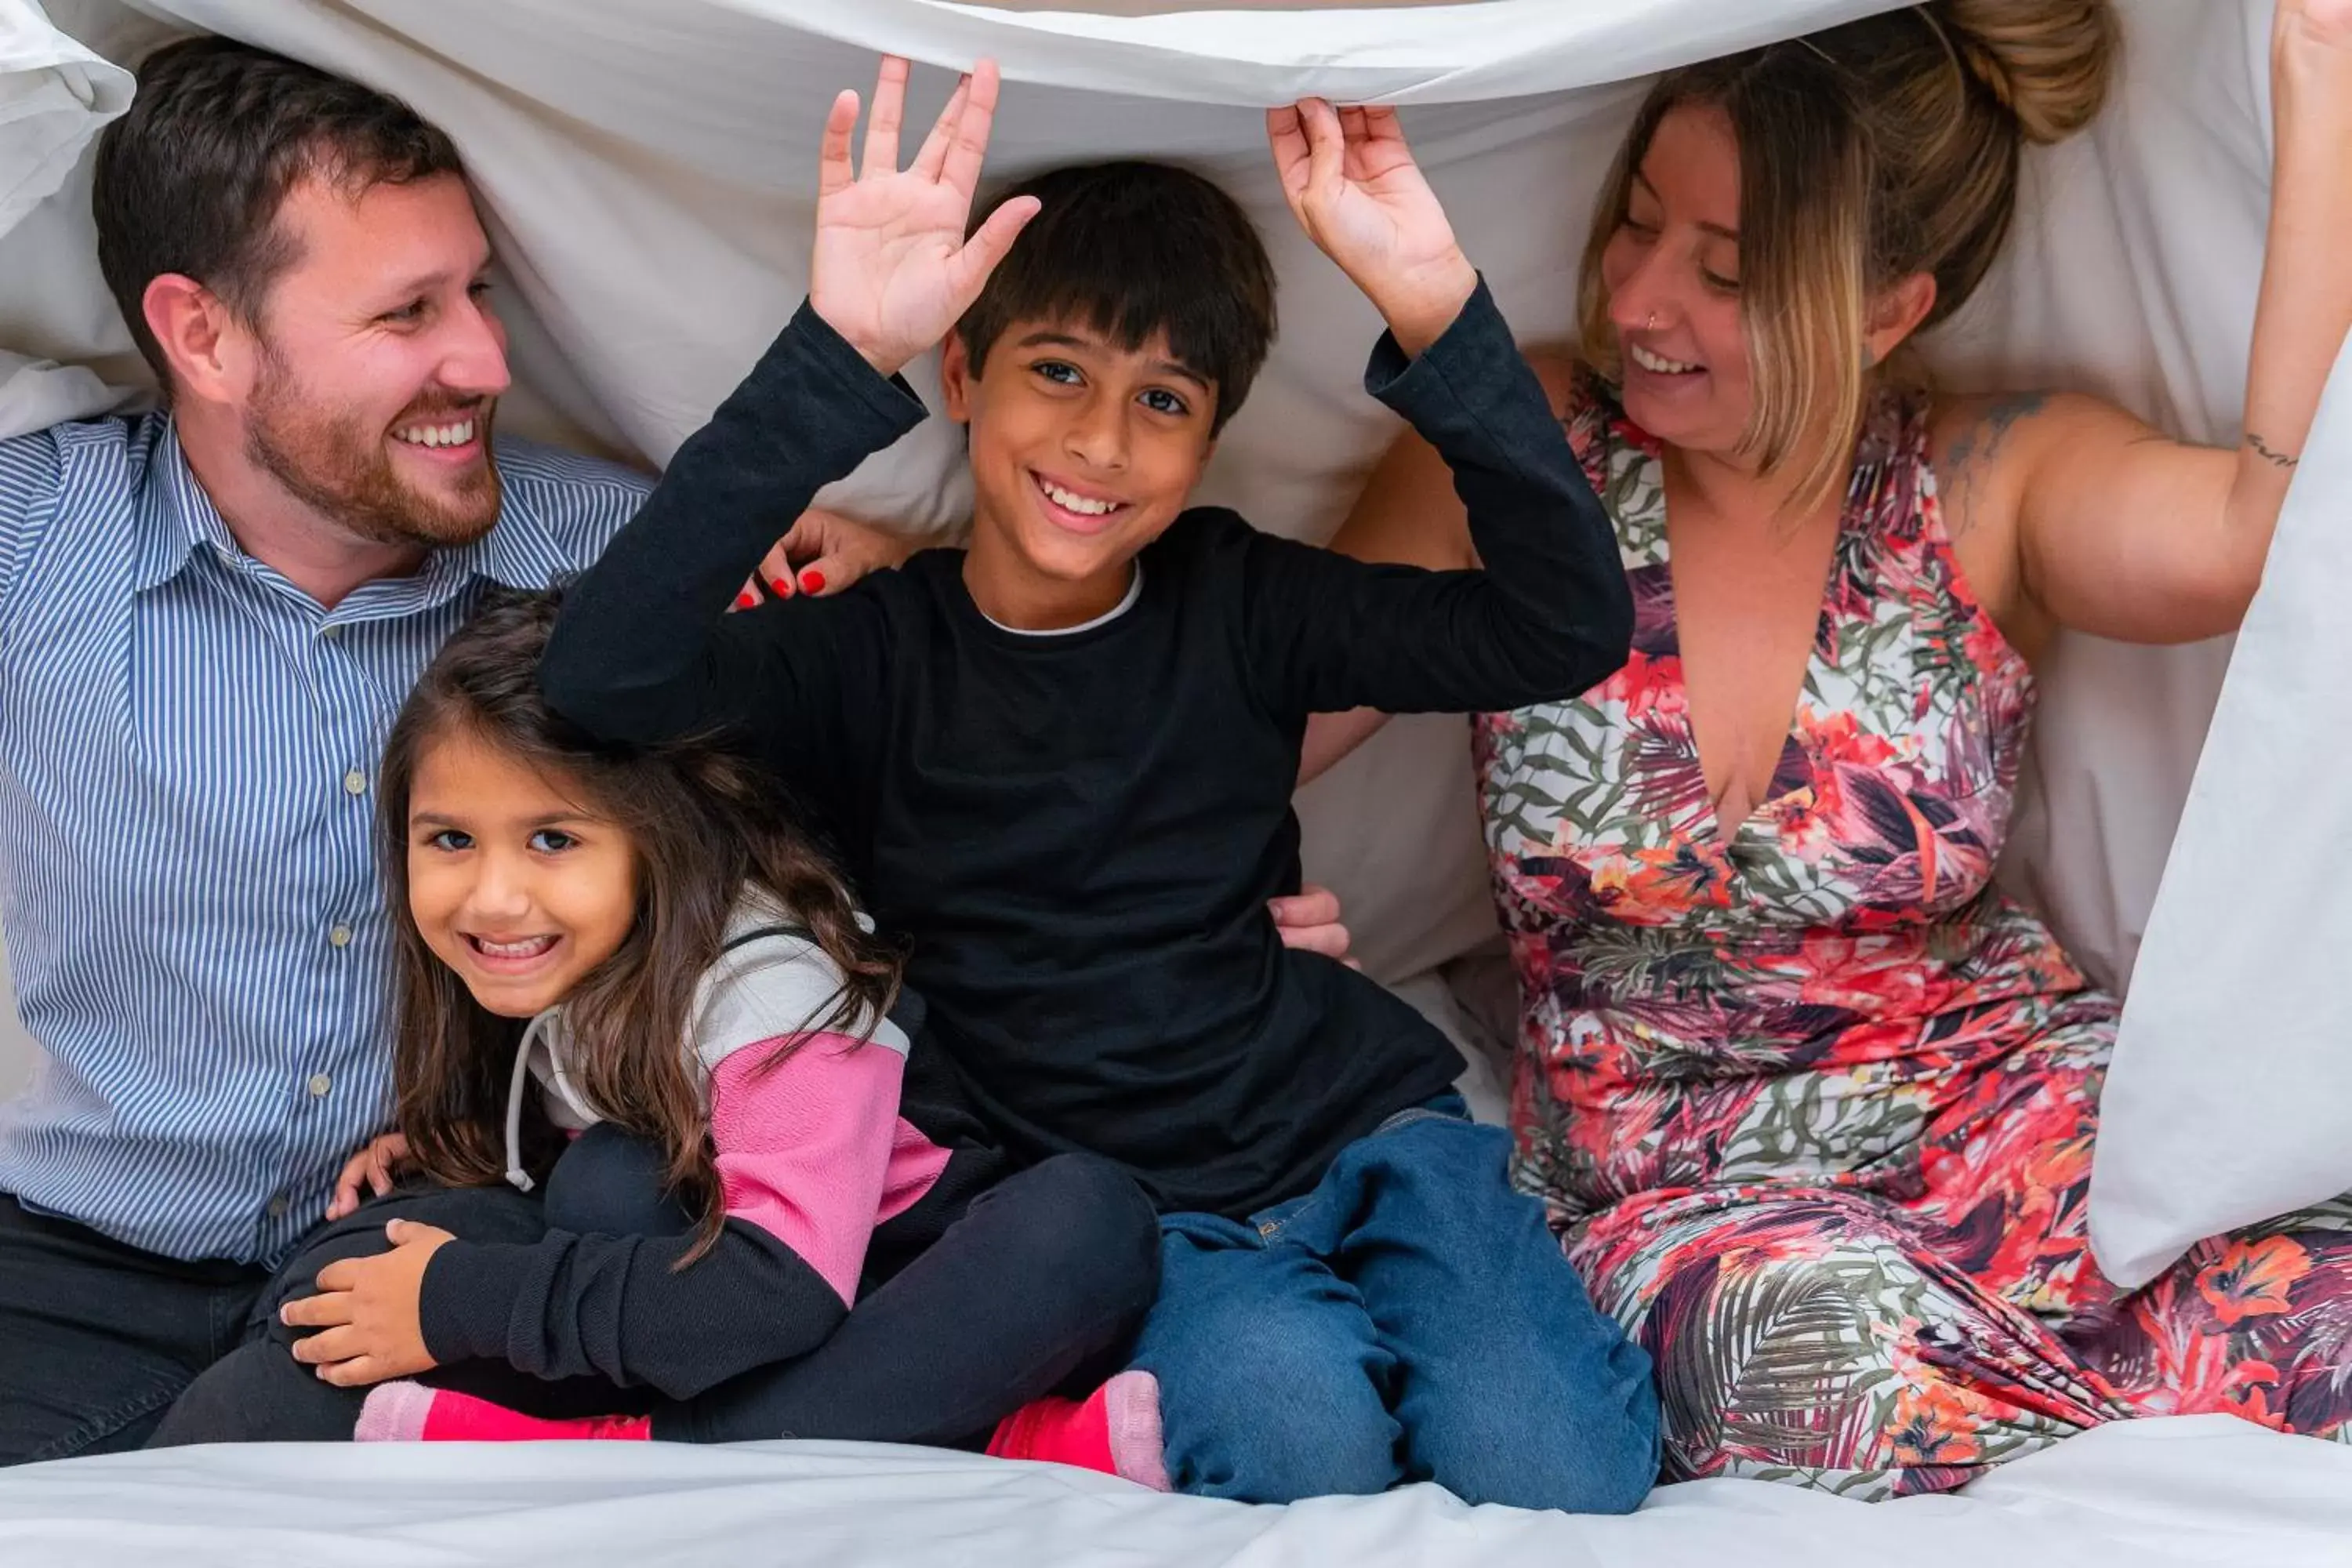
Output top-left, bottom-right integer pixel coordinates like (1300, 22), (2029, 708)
(542, 281), (1631, 1218)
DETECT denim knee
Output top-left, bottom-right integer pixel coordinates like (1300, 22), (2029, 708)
(1337, 1114), (1661, 1512)
(1406, 1369), (1659, 1514)
(1159, 1310), (1399, 1502)
(1140, 1229), (1403, 1503)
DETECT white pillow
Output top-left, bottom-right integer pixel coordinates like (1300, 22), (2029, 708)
(2089, 332), (2352, 1288)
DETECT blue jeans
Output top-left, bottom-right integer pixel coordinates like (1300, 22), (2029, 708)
(1131, 1101), (1658, 1511)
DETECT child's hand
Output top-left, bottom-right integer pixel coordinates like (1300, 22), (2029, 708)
(325, 1132), (410, 1221)
(809, 56), (1040, 379)
(1268, 100), (1478, 357)
(281, 1218), (452, 1387)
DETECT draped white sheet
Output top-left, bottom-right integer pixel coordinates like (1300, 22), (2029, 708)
(0, 0), (2338, 1298)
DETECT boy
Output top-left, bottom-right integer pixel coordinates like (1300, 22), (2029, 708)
(541, 58), (1657, 1509)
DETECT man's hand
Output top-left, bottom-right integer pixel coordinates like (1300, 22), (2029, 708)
(325, 1132), (410, 1221)
(809, 56), (1040, 378)
(281, 1218), (452, 1387)
(734, 507), (925, 607)
(1270, 884), (1357, 971)
(1267, 100), (1477, 357)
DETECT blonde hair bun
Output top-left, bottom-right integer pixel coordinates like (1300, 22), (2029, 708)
(1936, 0), (2119, 143)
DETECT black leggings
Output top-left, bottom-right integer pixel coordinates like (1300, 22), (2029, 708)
(149, 1131), (1159, 1448)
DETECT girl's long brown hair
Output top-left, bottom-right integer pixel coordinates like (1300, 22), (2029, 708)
(379, 588), (901, 1261)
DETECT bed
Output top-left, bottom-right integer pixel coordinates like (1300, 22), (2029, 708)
(2, 1416), (2348, 1567)
(4, 0), (2351, 1557)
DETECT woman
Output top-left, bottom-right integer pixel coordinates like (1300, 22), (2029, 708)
(1307, 0), (2352, 1498)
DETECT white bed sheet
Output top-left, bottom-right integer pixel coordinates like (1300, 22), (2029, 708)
(0, 1417), (2346, 1568)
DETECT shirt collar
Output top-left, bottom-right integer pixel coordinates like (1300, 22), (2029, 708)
(438, 468), (576, 593)
(978, 564), (1145, 637)
(129, 419), (236, 593)
(129, 419), (572, 599)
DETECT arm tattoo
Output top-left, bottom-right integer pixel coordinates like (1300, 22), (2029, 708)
(2245, 432), (2300, 471)
(1941, 391), (2049, 534)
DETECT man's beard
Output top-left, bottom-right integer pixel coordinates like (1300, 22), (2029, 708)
(244, 347), (503, 551)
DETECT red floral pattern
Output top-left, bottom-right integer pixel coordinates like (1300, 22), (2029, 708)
(1473, 372), (2352, 1497)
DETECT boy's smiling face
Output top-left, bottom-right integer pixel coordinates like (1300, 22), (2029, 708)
(944, 314), (1218, 630)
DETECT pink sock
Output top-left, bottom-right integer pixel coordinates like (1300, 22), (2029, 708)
(987, 1370), (1169, 1490)
(356, 1381), (652, 1443)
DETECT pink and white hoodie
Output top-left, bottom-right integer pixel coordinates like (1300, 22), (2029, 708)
(416, 905), (1002, 1398)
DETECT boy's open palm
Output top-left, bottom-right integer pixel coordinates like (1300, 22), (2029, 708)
(1269, 100), (1476, 354)
(811, 56), (1040, 378)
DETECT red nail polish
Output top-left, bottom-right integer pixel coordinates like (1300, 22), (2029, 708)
(734, 589), (758, 610)
(771, 576), (793, 597)
(800, 568), (826, 594)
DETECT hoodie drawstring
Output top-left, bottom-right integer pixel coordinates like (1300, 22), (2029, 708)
(503, 1011), (554, 1193)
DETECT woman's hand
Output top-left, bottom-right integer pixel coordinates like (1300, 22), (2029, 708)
(1993, 0), (2352, 647)
(325, 1133), (409, 1221)
(2278, 0), (2352, 53)
(1269, 884), (1358, 970)
(734, 508), (926, 607)
(1267, 99), (1477, 355)
(281, 1218), (452, 1387)
(809, 56), (1039, 378)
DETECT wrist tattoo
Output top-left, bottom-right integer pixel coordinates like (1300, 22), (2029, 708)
(2246, 432), (2300, 471)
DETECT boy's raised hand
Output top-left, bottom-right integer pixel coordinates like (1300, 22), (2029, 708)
(811, 56), (1040, 378)
(1269, 100), (1478, 357)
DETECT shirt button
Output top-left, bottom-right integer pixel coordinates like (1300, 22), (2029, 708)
(343, 768), (368, 796)
(267, 1194), (289, 1218)
(307, 1073), (332, 1098)
(328, 924), (353, 949)
(321, 623), (341, 640)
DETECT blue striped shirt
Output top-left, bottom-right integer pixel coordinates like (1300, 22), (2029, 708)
(0, 413), (649, 1265)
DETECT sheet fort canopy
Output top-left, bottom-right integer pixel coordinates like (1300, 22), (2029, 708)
(1, 0), (2347, 1300)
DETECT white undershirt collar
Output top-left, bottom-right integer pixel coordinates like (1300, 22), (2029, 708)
(980, 564), (1144, 637)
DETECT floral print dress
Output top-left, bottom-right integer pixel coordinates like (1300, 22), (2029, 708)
(1475, 372), (2352, 1498)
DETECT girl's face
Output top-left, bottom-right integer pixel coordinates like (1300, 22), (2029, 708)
(406, 727), (639, 1018)
(1597, 102), (1755, 457)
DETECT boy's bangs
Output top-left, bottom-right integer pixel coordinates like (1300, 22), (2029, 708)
(963, 160), (1276, 431)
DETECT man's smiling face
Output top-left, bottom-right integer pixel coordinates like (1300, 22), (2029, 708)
(236, 171), (513, 550)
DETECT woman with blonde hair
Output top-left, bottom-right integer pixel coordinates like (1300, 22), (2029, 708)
(1308, 0), (2352, 1497)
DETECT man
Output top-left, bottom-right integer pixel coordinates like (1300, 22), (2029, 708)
(0, 37), (663, 1462)
(0, 38), (1352, 1463)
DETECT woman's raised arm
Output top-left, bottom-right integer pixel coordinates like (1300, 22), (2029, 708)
(1984, 2), (2352, 646)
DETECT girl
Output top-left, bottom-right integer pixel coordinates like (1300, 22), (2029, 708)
(162, 589), (1167, 1480)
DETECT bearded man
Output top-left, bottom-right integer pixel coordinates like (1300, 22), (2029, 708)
(0, 38), (661, 1461)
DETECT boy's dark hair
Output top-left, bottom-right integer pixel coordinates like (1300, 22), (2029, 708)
(93, 37), (466, 388)
(956, 161), (1276, 435)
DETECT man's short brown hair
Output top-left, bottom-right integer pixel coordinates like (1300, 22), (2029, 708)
(956, 161), (1276, 436)
(93, 37), (466, 387)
